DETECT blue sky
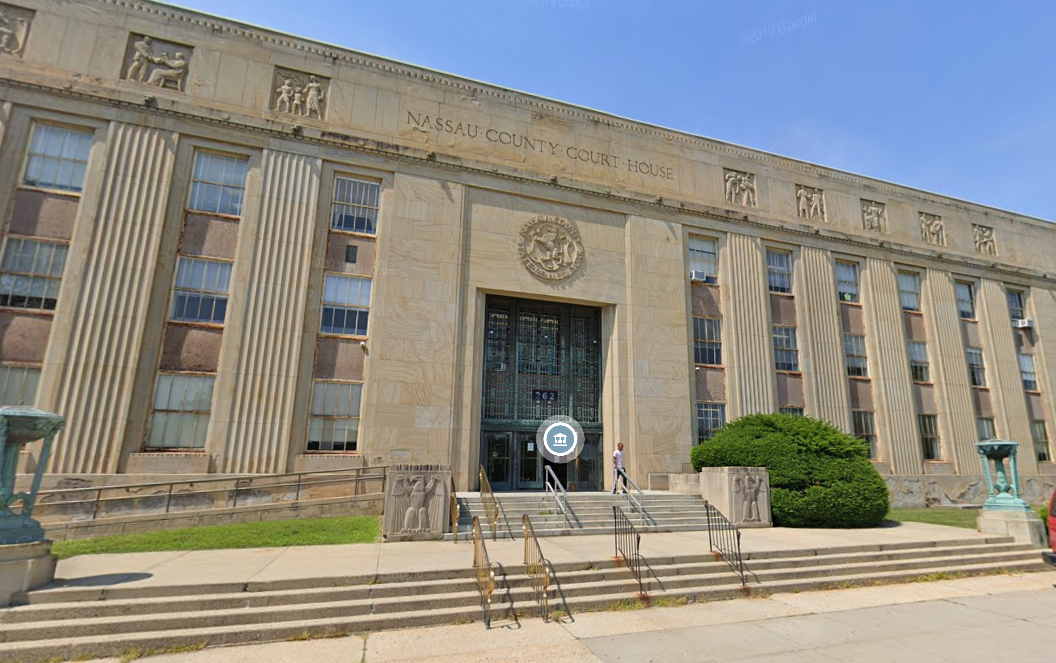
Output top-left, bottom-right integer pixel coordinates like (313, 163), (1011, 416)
(172, 0), (1056, 221)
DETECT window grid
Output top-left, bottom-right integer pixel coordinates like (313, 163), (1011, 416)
(321, 274), (372, 336)
(696, 402), (726, 444)
(188, 152), (248, 216)
(307, 381), (363, 452)
(0, 365), (40, 406)
(1020, 354), (1038, 391)
(1007, 289), (1026, 322)
(331, 176), (381, 234)
(966, 347), (986, 387)
(23, 123), (93, 193)
(919, 414), (941, 461)
(170, 256), (232, 324)
(843, 333), (868, 377)
(835, 261), (860, 303)
(766, 250), (793, 294)
(954, 281), (975, 320)
(1033, 420), (1050, 462)
(852, 410), (878, 459)
(772, 325), (799, 372)
(147, 373), (214, 449)
(898, 271), (921, 311)
(688, 236), (719, 282)
(779, 407), (804, 416)
(907, 341), (930, 383)
(976, 417), (996, 441)
(693, 317), (722, 366)
(0, 238), (68, 311)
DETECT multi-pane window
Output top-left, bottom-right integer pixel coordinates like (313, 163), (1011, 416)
(907, 341), (930, 383)
(696, 402), (726, 444)
(693, 317), (722, 365)
(977, 417), (996, 441)
(1033, 420), (1050, 462)
(147, 373), (214, 449)
(966, 347), (986, 387)
(779, 407), (804, 416)
(23, 123), (93, 193)
(170, 257), (232, 324)
(773, 325), (799, 371)
(188, 152), (248, 216)
(0, 239), (68, 310)
(1020, 354), (1038, 391)
(834, 261), (860, 303)
(852, 410), (877, 459)
(321, 274), (372, 336)
(898, 271), (921, 311)
(0, 365), (40, 406)
(919, 414), (941, 460)
(688, 236), (719, 281)
(331, 176), (381, 234)
(307, 381), (362, 452)
(766, 249), (792, 294)
(843, 333), (868, 377)
(954, 281), (975, 320)
(1007, 289), (1026, 322)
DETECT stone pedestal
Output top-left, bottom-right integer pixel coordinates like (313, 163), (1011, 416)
(0, 541), (56, 607)
(977, 509), (1046, 547)
(382, 464), (452, 541)
(699, 466), (772, 527)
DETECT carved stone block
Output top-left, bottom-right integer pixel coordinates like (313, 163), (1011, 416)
(382, 463), (451, 541)
(122, 34), (193, 92)
(0, 2), (33, 58)
(973, 224), (997, 256)
(699, 466), (771, 527)
(919, 212), (945, 246)
(795, 184), (825, 222)
(723, 168), (757, 208)
(860, 199), (886, 233)
(271, 67), (330, 120)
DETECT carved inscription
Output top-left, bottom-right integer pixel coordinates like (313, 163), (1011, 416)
(973, 224), (997, 256)
(123, 34), (192, 92)
(272, 67), (330, 120)
(0, 3), (33, 57)
(517, 216), (584, 281)
(723, 169), (757, 207)
(861, 199), (886, 233)
(919, 212), (945, 246)
(795, 184), (825, 221)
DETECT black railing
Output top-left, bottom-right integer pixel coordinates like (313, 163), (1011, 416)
(612, 505), (644, 596)
(704, 500), (748, 590)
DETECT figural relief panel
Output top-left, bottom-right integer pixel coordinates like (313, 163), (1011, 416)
(795, 184), (826, 222)
(919, 212), (945, 246)
(973, 224), (997, 256)
(517, 215), (584, 281)
(0, 3), (33, 58)
(861, 199), (886, 233)
(122, 34), (192, 92)
(723, 168), (757, 208)
(271, 67), (329, 120)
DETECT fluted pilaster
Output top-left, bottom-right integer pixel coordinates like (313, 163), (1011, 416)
(797, 246), (851, 430)
(1031, 287), (1056, 461)
(723, 233), (775, 418)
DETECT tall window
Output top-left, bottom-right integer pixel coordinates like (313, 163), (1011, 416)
(170, 257), (232, 324)
(976, 417), (996, 441)
(852, 410), (877, 459)
(0, 365), (40, 406)
(907, 341), (930, 382)
(188, 151), (248, 216)
(696, 402), (726, 444)
(766, 249), (792, 294)
(1007, 289), (1026, 322)
(954, 281), (975, 320)
(308, 381), (362, 452)
(966, 347), (986, 387)
(834, 261), (860, 303)
(147, 373), (214, 449)
(1020, 354), (1038, 391)
(693, 317), (722, 366)
(1033, 420), (1050, 462)
(23, 123), (93, 192)
(919, 414), (941, 460)
(0, 239), (68, 310)
(779, 407), (804, 416)
(331, 176), (381, 234)
(898, 271), (921, 311)
(773, 325), (799, 371)
(321, 274), (372, 336)
(843, 333), (868, 377)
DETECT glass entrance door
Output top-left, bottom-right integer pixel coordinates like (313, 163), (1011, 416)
(483, 432), (513, 491)
(517, 432), (543, 490)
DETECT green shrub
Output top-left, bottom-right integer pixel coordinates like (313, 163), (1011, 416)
(690, 413), (889, 528)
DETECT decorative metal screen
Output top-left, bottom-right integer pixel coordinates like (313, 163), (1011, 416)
(482, 296), (601, 428)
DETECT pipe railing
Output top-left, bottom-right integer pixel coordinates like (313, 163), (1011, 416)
(472, 516), (496, 627)
(449, 476), (460, 542)
(522, 514), (551, 621)
(616, 467), (646, 525)
(704, 500), (748, 590)
(478, 465), (499, 540)
(612, 505), (643, 596)
(543, 464), (569, 529)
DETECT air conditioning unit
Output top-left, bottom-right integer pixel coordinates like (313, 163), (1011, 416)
(1013, 318), (1034, 329)
(689, 270), (716, 284)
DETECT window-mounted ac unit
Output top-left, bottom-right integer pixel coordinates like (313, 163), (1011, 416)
(1013, 318), (1034, 329)
(690, 270), (716, 284)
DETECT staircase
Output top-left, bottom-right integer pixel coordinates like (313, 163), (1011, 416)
(0, 536), (1047, 662)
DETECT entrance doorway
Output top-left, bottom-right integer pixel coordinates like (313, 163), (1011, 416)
(481, 430), (601, 491)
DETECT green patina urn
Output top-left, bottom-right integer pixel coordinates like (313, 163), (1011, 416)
(975, 439), (1032, 512)
(0, 406), (65, 544)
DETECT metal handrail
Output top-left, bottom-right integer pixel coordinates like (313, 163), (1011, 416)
(472, 516), (496, 627)
(478, 465), (499, 541)
(616, 467), (646, 525)
(543, 464), (569, 529)
(522, 514), (551, 621)
(449, 476), (459, 542)
(612, 505), (644, 596)
(704, 500), (748, 590)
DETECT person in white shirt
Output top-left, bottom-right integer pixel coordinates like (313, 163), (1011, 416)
(612, 442), (625, 494)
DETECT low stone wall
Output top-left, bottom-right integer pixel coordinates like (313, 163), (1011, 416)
(887, 475), (1056, 508)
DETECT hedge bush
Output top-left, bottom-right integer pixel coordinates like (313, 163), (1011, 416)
(690, 413), (889, 528)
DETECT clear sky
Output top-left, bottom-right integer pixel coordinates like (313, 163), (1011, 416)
(171, 0), (1056, 221)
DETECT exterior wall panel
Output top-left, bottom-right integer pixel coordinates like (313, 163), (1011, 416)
(797, 246), (852, 430)
(723, 233), (775, 417)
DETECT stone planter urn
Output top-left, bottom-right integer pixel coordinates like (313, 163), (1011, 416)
(975, 439), (1044, 546)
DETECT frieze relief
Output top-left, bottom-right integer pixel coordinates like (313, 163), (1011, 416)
(860, 199), (886, 233)
(517, 215), (585, 281)
(123, 34), (192, 92)
(271, 67), (329, 120)
(795, 184), (825, 222)
(723, 168), (757, 208)
(0, 3), (33, 58)
(973, 224), (997, 256)
(919, 212), (945, 246)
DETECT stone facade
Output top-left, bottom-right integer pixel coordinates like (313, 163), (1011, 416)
(0, 0), (1055, 505)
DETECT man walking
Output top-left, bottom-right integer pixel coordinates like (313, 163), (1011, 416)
(612, 442), (625, 494)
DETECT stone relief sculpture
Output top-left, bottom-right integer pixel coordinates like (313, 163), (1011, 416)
(517, 215), (585, 281)
(381, 464), (451, 540)
(973, 224), (997, 256)
(861, 200), (886, 232)
(919, 212), (945, 246)
(390, 474), (443, 533)
(733, 474), (767, 523)
(795, 185), (825, 221)
(123, 34), (191, 92)
(724, 169), (757, 207)
(271, 67), (330, 120)
(0, 3), (32, 57)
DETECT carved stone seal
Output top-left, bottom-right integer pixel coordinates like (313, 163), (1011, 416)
(517, 216), (584, 280)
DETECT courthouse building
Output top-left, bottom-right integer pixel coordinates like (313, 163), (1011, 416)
(2, 0), (1055, 505)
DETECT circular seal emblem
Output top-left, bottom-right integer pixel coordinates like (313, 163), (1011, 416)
(517, 216), (585, 280)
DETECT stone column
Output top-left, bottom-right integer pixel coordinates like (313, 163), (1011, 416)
(210, 147), (321, 474)
(723, 233), (775, 418)
(39, 122), (177, 473)
(796, 246), (851, 431)
(1032, 287), (1056, 463)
